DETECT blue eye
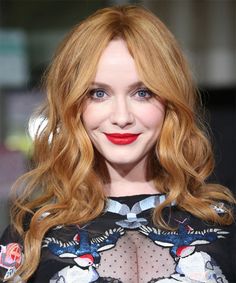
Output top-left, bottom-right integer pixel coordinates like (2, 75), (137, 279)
(136, 89), (152, 100)
(89, 89), (107, 100)
(95, 90), (105, 98)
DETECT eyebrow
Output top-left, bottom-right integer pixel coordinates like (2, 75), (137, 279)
(90, 81), (146, 91)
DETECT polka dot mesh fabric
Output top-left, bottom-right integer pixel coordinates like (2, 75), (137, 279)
(98, 231), (175, 282)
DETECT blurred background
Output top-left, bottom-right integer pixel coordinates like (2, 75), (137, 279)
(0, 0), (235, 233)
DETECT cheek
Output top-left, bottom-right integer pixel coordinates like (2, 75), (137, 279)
(82, 104), (102, 130)
(137, 103), (165, 129)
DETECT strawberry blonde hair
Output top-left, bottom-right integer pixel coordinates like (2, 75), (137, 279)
(8, 5), (234, 281)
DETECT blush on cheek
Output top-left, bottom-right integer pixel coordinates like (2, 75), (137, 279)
(82, 102), (111, 130)
(82, 107), (100, 129)
(138, 104), (165, 128)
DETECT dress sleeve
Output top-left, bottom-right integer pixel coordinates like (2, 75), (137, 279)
(0, 226), (24, 282)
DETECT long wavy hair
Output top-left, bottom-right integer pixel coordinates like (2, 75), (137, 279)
(9, 5), (234, 281)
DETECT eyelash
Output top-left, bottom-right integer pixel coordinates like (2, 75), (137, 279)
(88, 88), (153, 101)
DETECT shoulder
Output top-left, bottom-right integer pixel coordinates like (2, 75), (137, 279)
(166, 202), (236, 232)
(1, 225), (22, 244)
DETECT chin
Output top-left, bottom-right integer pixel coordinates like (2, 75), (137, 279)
(105, 155), (145, 168)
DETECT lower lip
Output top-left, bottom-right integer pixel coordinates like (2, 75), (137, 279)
(105, 134), (139, 145)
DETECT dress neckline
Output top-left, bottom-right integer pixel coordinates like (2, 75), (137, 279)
(106, 193), (174, 210)
(107, 193), (165, 200)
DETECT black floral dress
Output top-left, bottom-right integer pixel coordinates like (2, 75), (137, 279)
(0, 194), (235, 282)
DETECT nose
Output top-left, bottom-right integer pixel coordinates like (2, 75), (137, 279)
(110, 96), (134, 128)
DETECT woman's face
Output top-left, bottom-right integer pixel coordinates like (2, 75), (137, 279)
(82, 39), (165, 169)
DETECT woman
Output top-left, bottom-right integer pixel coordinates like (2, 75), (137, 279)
(0, 5), (235, 283)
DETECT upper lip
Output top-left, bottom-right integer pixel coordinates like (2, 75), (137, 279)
(104, 133), (140, 137)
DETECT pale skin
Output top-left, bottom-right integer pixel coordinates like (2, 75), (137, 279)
(82, 39), (165, 197)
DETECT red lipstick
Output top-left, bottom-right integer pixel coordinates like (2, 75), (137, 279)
(105, 133), (140, 145)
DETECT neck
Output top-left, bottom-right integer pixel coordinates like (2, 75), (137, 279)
(104, 158), (159, 197)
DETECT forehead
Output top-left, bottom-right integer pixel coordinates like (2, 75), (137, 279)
(94, 38), (140, 86)
(97, 38), (131, 61)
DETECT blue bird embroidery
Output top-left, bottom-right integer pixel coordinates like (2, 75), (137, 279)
(139, 221), (229, 258)
(42, 227), (124, 267)
(139, 220), (230, 282)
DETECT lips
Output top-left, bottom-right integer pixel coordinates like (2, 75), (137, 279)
(105, 133), (140, 145)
